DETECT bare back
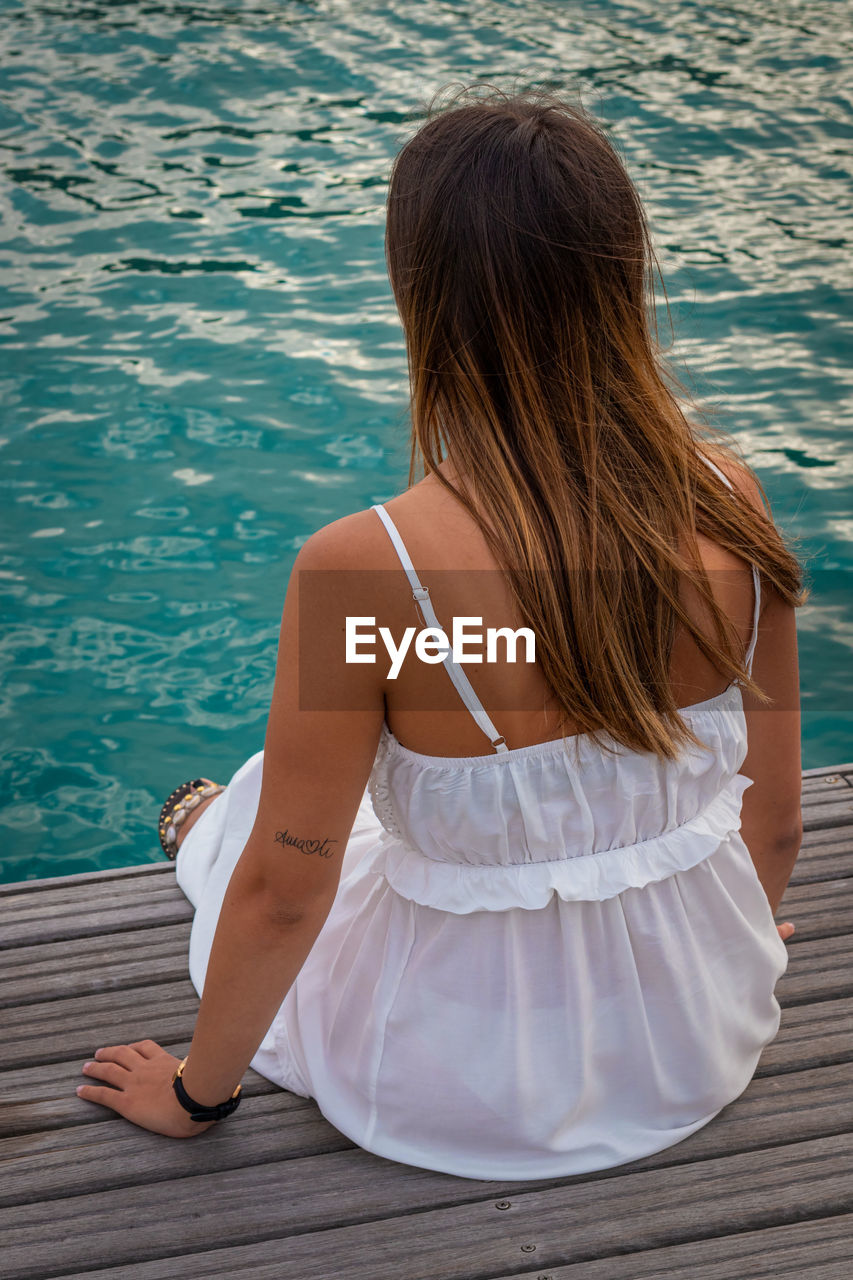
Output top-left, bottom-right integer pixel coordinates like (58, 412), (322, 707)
(366, 464), (762, 760)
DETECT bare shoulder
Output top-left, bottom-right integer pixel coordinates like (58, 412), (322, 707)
(292, 474), (463, 575)
(701, 447), (769, 518)
(678, 458), (772, 657)
(292, 506), (399, 573)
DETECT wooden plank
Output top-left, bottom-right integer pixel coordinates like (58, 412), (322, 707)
(801, 761), (853, 780)
(4, 869), (848, 1015)
(0, 1093), (355, 1210)
(802, 796), (853, 833)
(1, 971), (850, 1138)
(777, 933), (853, 1005)
(0, 1052), (281, 1105)
(800, 779), (853, 814)
(756, 995), (853, 1076)
(1, 1133), (851, 1280)
(788, 826), (853, 886)
(0, 862), (171, 896)
(2, 876), (183, 923)
(0, 983), (200, 1071)
(2, 996), (847, 1145)
(485, 1213), (853, 1280)
(0, 894), (193, 950)
(776, 876), (853, 941)
(0, 1093), (354, 1210)
(0, 772), (847, 1280)
(0, 939), (844, 1079)
(0, 930), (825, 1016)
(0, 1090), (301, 1143)
(0, 923), (191, 1007)
(0, 1054), (290, 1139)
(2, 862), (846, 956)
(3, 1058), (849, 1214)
(1, 976), (848, 1142)
(0, 910), (848, 1015)
(52, 1213), (853, 1280)
(2, 932), (850, 1079)
(802, 770), (852, 792)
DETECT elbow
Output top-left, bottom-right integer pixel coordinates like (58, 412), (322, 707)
(229, 854), (336, 930)
(771, 818), (803, 855)
(741, 813), (802, 858)
(249, 882), (334, 931)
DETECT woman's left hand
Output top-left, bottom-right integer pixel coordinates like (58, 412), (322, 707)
(76, 1040), (216, 1138)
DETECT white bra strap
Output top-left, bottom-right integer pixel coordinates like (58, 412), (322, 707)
(698, 454), (761, 678)
(371, 504), (509, 753)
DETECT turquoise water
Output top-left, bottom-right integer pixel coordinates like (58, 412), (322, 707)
(1, 0), (851, 882)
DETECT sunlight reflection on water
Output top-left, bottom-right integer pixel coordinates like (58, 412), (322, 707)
(1, 0), (851, 878)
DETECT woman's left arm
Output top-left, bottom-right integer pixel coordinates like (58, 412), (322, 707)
(77, 514), (387, 1135)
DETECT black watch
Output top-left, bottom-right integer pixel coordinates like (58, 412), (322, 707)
(171, 1057), (243, 1123)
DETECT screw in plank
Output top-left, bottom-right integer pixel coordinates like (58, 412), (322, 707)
(825, 775), (839, 784)
(520, 1243), (537, 1252)
(495, 1200), (512, 1210)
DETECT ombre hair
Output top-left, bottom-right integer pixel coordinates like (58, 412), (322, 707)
(385, 85), (807, 760)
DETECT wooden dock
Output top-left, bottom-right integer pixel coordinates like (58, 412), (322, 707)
(2, 761), (852, 1279)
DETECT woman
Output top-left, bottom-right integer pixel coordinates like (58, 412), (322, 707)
(76, 88), (806, 1180)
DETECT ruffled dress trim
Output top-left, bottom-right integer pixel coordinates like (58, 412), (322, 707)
(367, 771), (753, 913)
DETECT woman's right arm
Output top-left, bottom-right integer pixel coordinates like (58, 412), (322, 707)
(739, 574), (803, 919)
(719, 460), (804, 919)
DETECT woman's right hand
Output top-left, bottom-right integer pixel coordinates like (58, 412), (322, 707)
(777, 921), (795, 942)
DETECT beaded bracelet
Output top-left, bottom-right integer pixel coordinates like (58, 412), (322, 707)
(158, 777), (225, 860)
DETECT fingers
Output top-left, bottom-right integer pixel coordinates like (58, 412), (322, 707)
(82, 1060), (128, 1088)
(777, 921), (795, 942)
(125, 1039), (162, 1059)
(76, 1084), (127, 1114)
(94, 1045), (140, 1069)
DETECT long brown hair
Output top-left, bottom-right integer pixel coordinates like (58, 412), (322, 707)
(385, 84), (808, 760)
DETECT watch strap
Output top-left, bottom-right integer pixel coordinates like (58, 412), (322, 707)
(171, 1058), (242, 1123)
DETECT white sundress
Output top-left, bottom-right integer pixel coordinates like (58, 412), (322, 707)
(175, 458), (789, 1182)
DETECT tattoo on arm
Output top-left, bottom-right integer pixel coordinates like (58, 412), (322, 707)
(274, 827), (339, 859)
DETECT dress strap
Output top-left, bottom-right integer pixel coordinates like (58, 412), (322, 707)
(371, 504), (509, 753)
(698, 454), (761, 678)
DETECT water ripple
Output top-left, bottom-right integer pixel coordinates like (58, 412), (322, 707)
(1, 0), (851, 879)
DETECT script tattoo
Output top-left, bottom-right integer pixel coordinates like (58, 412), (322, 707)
(274, 827), (339, 859)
